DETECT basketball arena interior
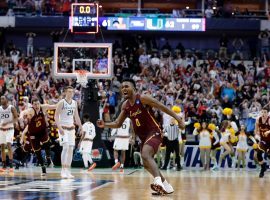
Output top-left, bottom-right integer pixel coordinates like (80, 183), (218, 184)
(0, 0), (269, 199)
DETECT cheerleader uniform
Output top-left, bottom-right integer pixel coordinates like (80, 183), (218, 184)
(220, 130), (230, 145)
(194, 129), (211, 149)
(236, 133), (248, 152)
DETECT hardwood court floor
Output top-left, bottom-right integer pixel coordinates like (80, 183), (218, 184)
(0, 167), (268, 200)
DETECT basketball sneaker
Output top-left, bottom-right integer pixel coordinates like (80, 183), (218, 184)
(211, 165), (219, 171)
(150, 177), (167, 195)
(112, 162), (121, 170)
(61, 169), (68, 179)
(66, 169), (74, 179)
(163, 180), (174, 194)
(88, 163), (96, 171)
(119, 167), (124, 173)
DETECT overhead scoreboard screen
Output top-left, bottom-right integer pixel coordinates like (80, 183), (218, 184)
(71, 3), (99, 34)
(99, 17), (206, 31)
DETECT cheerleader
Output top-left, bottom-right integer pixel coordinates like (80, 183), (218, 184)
(208, 123), (220, 171)
(171, 105), (189, 168)
(218, 120), (238, 168)
(236, 125), (248, 169)
(193, 121), (211, 170)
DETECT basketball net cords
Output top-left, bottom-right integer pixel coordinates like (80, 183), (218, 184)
(75, 70), (88, 88)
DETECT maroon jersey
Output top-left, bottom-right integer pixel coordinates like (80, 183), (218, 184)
(28, 108), (47, 135)
(124, 94), (162, 142)
(258, 116), (270, 143)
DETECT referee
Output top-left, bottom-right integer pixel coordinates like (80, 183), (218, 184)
(161, 118), (182, 171)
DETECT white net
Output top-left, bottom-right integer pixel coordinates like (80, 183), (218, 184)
(75, 70), (88, 88)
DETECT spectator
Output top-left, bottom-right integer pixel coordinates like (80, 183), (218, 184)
(205, 6), (214, 18)
(26, 32), (36, 57)
(258, 29), (270, 58)
(34, 0), (43, 16)
(221, 82), (236, 103)
(219, 33), (228, 59)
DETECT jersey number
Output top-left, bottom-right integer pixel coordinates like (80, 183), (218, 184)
(36, 121), (41, 128)
(0, 114), (9, 119)
(135, 118), (141, 127)
(67, 110), (74, 116)
(122, 124), (127, 129)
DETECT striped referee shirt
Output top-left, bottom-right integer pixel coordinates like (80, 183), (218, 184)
(164, 124), (180, 141)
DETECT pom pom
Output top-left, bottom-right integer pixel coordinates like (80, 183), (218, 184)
(253, 143), (258, 149)
(194, 122), (201, 129)
(230, 136), (238, 143)
(223, 107), (233, 115)
(172, 105), (181, 113)
(208, 123), (216, 131)
(228, 127), (235, 135)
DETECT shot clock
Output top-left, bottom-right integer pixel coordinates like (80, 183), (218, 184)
(71, 3), (99, 34)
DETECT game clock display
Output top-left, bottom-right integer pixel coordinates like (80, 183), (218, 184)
(71, 3), (99, 34)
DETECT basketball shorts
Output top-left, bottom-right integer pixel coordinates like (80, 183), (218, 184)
(113, 138), (129, 150)
(29, 131), (50, 151)
(258, 140), (270, 152)
(59, 128), (75, 146)
(0, 128), (14, 145)
(141, 132), (163, 154)
(79, 140), (93, 153)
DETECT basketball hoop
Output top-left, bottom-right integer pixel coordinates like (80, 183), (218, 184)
(75, 70), (88, 87)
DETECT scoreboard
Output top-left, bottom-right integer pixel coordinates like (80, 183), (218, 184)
(71, 3), (99, 34)
(99, 17), (206, 32)
(70, 3), (206, 33)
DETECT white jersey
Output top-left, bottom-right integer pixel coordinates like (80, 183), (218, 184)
(0, 105), (14, 128)
(82, 122), (96, 140)
(111, 118), (131, 137)
(58, 99), (77, 126)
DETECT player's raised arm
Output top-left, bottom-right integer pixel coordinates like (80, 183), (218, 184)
(97, 102), (127, 129)
(140, 94), (185, 129)
(54, 100), (64, 135)
(41, 104), (57, 112)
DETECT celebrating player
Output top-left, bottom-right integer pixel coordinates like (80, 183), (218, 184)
(97, 79), (185, 195)
(20, 98), (56, 175)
